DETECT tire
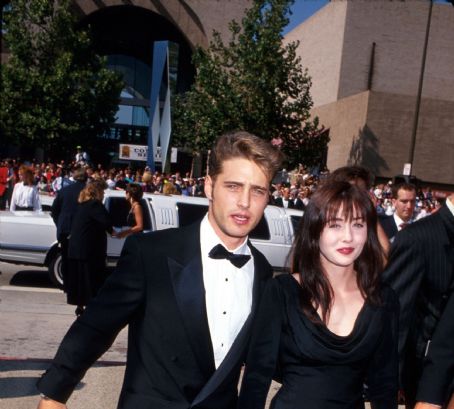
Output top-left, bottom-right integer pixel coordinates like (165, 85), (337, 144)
(48, 251), (63, 288)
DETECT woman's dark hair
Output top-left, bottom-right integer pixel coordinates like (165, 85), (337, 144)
(290, 181), (383, 324)
(126, 183), (143, 202)
(328, 166), (372, 190)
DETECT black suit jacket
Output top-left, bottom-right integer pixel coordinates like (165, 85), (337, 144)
(378, 214), (398, 240)
(416, 292), (454, 405)
(37, 222), (273, 409)
(273, 197), (295, 209)
(51, 180), (86, 239)
(68, 200), (113, 260)
(382, 204), (454, 403)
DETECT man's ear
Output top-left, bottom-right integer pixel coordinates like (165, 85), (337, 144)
(204, 176), (213, 201)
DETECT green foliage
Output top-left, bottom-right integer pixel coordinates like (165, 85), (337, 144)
(172, 0), (329, 168)
(0, 0), (123, 156)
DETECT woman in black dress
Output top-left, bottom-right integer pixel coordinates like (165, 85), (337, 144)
(67, 180), (113, 316)
(116, 183), (144, 239)
(239, 181), (398, 409)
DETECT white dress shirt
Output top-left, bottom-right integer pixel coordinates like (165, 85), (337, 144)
(446, 196), (454, 217)
(393, 213), (412, 231)
(200, 215), (254, 368)
(10, 182), (41, 211)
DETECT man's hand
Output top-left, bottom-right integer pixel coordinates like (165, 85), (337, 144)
(414, 403), (442, 409)
(37, 397), (67, 409)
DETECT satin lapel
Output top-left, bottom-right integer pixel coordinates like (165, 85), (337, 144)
(168, 225), (215, 378)
(192, 244), (272, 406)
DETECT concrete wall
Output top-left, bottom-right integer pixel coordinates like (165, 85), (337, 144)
(311, 91), (369, 171)
(286, 0), (454, 185)
(284, 1), (347, 107)
(73, 0), (251, 49)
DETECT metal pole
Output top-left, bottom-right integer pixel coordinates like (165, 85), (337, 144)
(408, 0), (433, 168)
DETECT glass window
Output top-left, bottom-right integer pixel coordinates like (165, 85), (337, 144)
(177, 203), (208, 227)
(105, 197), (130, 227)
(290, 215), (302, 234)
(249, 216), (270, 240)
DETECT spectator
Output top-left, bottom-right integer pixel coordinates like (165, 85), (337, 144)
(116, 183), (144, 239)
(66, 179), (113, 316)
(10, 166), (41, 211)
(74, 146), (90, 166)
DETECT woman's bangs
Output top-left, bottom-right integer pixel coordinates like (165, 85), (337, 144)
(323, 195), (367, 224)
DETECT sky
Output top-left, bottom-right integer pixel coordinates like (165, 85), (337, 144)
(284, 0), (330, 34)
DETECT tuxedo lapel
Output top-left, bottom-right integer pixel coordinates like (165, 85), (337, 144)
(168, 224), (216, 379)
(192, 243), (271, 406)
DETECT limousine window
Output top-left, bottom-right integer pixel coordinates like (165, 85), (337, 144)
(106, 197), (152, 230)
(177, 202), (208, 227)
(176, 203), (270, 240)
(290, 215), (302, 233)
(106, 197), (129, 227)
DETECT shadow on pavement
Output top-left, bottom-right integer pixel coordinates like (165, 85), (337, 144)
(0, 359), (124, 399)
(9, 270), (56, 289)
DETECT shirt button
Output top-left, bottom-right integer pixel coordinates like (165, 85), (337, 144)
(225, 278), (228, 282)
(223, 311), (226, 315)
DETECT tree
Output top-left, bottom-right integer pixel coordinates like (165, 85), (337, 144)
(0, 0), (123, 157)
(172, 0), (329, 169)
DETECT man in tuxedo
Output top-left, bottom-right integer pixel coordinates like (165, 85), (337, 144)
(273, 187), (295, 209)
(415, 292), (454, 409)
(383, 193), (454, 409)
(50, 166), (87, 289)
(379, 182), (417, 241)
(36, 131), (283, 409)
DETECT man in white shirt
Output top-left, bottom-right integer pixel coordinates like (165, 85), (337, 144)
(379, 183), (417, 241)
(37, 131), (283, 409)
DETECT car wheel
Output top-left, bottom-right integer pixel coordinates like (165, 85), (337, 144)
(48, 252), (63, 288)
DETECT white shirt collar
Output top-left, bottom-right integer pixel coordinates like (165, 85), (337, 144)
(446, 196), (454, 217)
(393, 213), (413, 230)
(200, 214), (250, 258)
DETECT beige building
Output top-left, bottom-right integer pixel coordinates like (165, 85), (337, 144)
(285, 0), (454, 186)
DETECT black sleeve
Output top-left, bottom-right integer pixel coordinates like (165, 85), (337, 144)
(36, 235), (146, 403)
(92, 201), (113, 234)
(51, 192), (62, 226)
(382, 228), (425, 371)
(366, 289), (399, 409)
(238, 279), (283, 409)
(416, 292), (454, 405)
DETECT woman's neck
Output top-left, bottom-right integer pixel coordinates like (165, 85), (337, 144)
(323, 263), (358, 294)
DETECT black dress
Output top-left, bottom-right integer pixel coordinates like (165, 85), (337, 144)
(66, 200), (113, 306)
(238, 274), (399, 409)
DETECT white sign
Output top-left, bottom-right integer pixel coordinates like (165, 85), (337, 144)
(403, 163), (412, 176)
(119, 144), (177, 163)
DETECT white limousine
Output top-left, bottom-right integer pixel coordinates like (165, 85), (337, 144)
(0, 190), (303, 287)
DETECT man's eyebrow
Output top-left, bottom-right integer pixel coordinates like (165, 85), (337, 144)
(222, 181), (268, 190)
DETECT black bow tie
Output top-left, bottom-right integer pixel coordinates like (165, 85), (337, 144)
(208, 244), (251, 268)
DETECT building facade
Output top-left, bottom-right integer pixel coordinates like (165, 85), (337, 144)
(285, 0), (454, 186)
(0, 0), (250, 165)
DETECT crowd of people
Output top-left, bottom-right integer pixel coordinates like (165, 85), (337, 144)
(0, 156), (444, 221)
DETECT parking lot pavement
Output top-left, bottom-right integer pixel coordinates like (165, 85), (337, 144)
(0, 359), (124, 409)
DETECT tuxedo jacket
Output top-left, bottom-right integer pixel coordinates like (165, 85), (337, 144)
(382, 204), (454, 402)
(51, 180), (86, 239)
(37, 222), (273, 409)
(378, 214), (398, 240)
(273, 197), (295, 209)
(417, 291), (454, 405)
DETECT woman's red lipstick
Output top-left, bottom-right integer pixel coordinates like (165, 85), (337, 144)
(337, 247), (354, 255)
